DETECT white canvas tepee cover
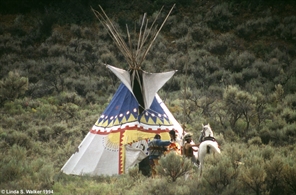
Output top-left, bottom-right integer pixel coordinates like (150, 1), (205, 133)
(61, 65), (183, 175)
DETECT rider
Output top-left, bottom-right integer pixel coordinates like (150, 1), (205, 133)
(199, 125), (216, 143)
(148, 134), (171, 177)
(198, 129), (205, 143)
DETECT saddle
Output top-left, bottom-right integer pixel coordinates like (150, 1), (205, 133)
(203, 136), (216, 142)
(202, 136), (216, 154)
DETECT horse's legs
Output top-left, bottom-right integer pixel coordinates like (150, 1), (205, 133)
(199, 161), (203, 176)
(185, 172), (190, 180)
(198, 153), (204, 177)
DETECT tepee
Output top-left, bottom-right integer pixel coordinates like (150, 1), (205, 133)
(61, 4), (183, 176)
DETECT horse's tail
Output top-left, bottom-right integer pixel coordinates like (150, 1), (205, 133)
(207, 141), (221, 154)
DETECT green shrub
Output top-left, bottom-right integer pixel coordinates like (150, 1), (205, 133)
(282, 108), (296, 124)
(205, 39), (228, 55)
(131, 176), (194, 195)
(201, 154), (239, 194)
(282, 164), (296, 194)
(247, 136), (262, 146)
(156, 152), (192, 182)
(222, 143), (246, 167)
(190, 25), (214, 43)
(0, 71), (28, 106)
(205, 2), (233, 31)
(57, 91), (83, 105)
(52, 123), (67, 135)
(284, 93), (296, 109)
(266, 117), (285, 131)
(47, 45), (66, 57)
(283, 124), (296, 141)
(3, 101), (26, 115)
(276, 16), (296, 41)
(261, 145), (274, 160)
(249, 40), (271, 57)
(4, 131), (32, 148)
(170, 19), (189, 38)
(241, 67), (259, 81)
(223, 129), (240, 142)
(38, 163), (55, 188)
(0, 145), (27, 183)
(35, 103), (56, 120)
(239, 155), (267, 194)
(45, 30), (65, 45)
(70, 24), (82, 38)
(264, 155), (285, 194)
(236, 16), (278, 39)
(2, 38), (22, 54)
(38, 126), (54, 142)
(1, 116), (17, 129)
(259, 128), (271, 145)
(199, 55), (221, 74)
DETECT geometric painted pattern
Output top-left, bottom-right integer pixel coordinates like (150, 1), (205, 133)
(94, 83), (173, 128)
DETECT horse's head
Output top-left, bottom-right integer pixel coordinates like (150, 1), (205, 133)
(202, 123), (214, 137)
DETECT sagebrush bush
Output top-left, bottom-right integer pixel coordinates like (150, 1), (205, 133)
(70, 24), (82, 38)
(247, 136), (262, 146)
(156, 152), (193, 182)
(47, 45), (67, 57)
(282, 164), (296, 194)
(0, 145), (27, 183)
(241, 67), (259, 81)
(236, 16), (278, 39)
(240, 159), (267, 194)
(56, 91), (84, 105)
(170, 19), (189, 38)
(275, 16), (296, 41)
(38, 126), (54, 142)
(259, 128), (271, 144)
(205, 2), (233, 31)
(201, 154), (239, 194)
(0, 71), (28, 105)
(205, 39), (228, 55)
(190, 25), (214, 43)
(45, 30), (65, 45)
(264, 155), (285, 194)
(282, 108), (296, 124)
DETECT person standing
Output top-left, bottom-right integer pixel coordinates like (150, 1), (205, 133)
(148, 134), (171, 177)
(168, 129), (182, 155)
(183, 134), (199, 165)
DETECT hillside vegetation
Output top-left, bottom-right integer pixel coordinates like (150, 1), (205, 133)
(1, 0), (296, 194)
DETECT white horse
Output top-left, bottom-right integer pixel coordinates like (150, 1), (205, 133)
(200, 123), (214, 139)
(196, 124), (221, 176)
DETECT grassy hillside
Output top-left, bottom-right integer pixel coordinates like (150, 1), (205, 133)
(1, 0), (296, 194)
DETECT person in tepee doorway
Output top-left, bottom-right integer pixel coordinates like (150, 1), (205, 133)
(148, 134), (171, 177)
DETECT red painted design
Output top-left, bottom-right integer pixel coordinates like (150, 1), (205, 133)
(89, 125), (170, 135)
(119, 130), (124, 174)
